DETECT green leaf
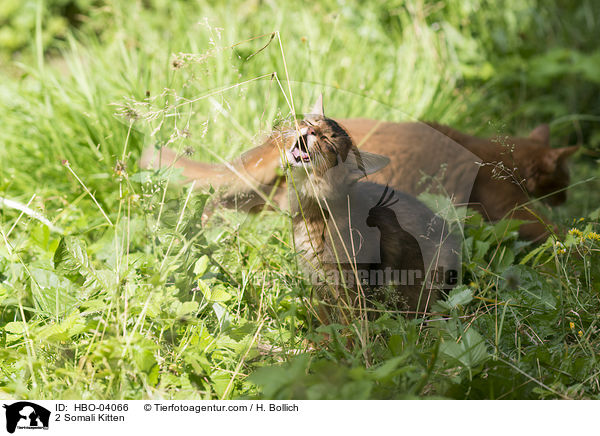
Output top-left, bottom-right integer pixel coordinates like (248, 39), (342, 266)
(147, 364), (160, 386)
(4, 322), (25, 334)
(197, 280), (231, 302)
(490, 246), (515, 274)
(134, 347), (157, 373)
(53, 237), (89, 275)
(369, 355), (408, 381)
(193, 255), (210, 276)
(36, 323), (68, 342)
(177, 301), (199, 317)
(388, 335), (404, 356)
(36, 312), (87, 343)
(440, 325), (488, 368)
(209, 288), (232, 302)
(473, 240), (491, 260)
(435, 286), (474, 311)
(520, 239), (552, 266)
(492, 219), (523, 239)
(210, 370), (232, 398)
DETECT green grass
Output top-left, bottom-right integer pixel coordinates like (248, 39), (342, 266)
(1, 0), (600, 399)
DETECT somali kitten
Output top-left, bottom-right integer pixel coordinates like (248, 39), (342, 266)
(277, 97), (458, 323)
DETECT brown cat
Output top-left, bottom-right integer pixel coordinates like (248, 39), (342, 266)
(141, 103), (578, 242)
(349, 119), (578, 241)
(142, 98), (459, 321)
(264, 99), (459, 321)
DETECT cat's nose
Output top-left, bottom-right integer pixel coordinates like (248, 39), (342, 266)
(306, 126), (316, 136)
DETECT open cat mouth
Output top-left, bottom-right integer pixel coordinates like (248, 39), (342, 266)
(288, 127), (316, 165)
(290, 138), (311, 163)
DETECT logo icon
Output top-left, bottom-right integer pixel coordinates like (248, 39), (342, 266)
(2, 402), (50, 434)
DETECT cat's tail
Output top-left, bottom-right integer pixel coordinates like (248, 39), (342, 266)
(140, 146), (235, 189)
(139, 145), (289, 213)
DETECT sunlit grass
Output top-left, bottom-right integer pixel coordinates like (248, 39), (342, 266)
(1, 0), (600, 399)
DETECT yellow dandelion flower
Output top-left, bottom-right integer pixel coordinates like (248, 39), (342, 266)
(568, 228), (583, 237)
(569, 322), (575, 330)
(578, 330), (584, 338)
(586, 232), (600, 242)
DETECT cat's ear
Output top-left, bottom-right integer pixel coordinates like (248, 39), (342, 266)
(308, 94), (324, 117)
(529, 124), (550, 145)
(343, 148), (389, 181)
(541, 145), (579, 172)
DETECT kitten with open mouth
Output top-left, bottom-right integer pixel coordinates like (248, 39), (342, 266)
(140, 96), (460, 323)
(277, 96), (459, 323)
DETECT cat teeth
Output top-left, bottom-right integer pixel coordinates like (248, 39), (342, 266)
(288, 130), (316, 165)
(289, 142), (311, 164)
(291, 147), (301, 160)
